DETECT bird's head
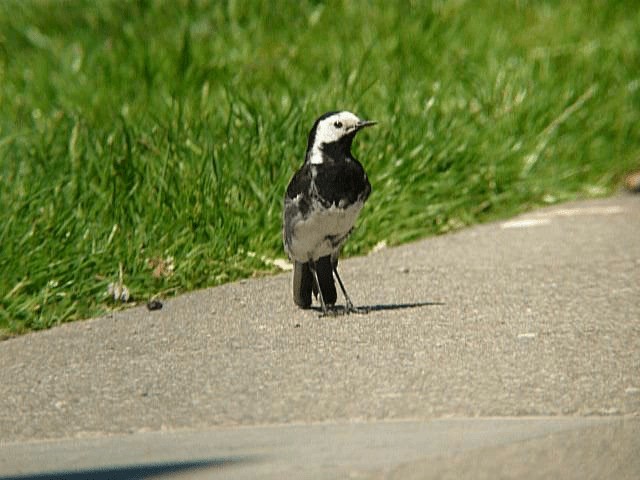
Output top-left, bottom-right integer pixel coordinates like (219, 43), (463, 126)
(306, 111), (376, 164)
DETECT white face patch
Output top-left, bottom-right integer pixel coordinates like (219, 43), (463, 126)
(309, 150), (324, 165)
(309, 111), (362, 164)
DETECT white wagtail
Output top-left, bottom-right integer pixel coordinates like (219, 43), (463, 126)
(283, 111), (376, 315)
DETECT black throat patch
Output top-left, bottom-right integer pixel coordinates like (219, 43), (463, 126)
(319, 133), (356, 163)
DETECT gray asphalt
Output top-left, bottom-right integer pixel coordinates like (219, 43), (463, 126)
(1, 195), (639, 478)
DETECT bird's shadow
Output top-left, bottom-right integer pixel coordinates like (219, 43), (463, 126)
(310, 301), (443, 315)
(363, 301), (444, 312)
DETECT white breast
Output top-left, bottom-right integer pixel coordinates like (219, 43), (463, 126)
(286, 200), (364, 262)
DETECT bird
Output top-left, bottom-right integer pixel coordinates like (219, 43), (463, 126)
(283, 111), (375, 315)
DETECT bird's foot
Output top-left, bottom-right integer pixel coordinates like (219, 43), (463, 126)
(318, 304), (341, 317)
(317, 302), (369, 317)
(345, 302), (369, 315)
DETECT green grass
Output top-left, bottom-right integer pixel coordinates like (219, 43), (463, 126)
(1, 0), (638, 334)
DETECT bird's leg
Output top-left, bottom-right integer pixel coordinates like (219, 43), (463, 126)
(332, 266), (368, 314)
(308, 260), (329, 316)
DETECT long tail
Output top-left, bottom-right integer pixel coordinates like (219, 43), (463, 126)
(292, 256), (337, 309)
(292, 261), (313, 308)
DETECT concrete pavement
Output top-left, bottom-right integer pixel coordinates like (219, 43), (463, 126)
(1, 194), (639, 478)
(2, 418), (638, 479)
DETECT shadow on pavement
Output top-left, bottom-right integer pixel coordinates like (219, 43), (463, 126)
(310, 300), (444, 314)
(364, 301), (444, 312)
(0, 457), (250, 480)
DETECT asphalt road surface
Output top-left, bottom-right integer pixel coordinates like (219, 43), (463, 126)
(1, 195), (638, 479)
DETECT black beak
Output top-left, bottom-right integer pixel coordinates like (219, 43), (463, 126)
(356, 120), (377, 130)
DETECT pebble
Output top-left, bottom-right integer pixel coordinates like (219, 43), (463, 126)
(146, 299), (163, 311)
(517, 332), (537, 339)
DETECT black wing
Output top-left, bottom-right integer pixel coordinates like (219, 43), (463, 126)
(283, 163), (311, 251)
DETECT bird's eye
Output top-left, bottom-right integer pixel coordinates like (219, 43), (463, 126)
(334, 121), (343, 128)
